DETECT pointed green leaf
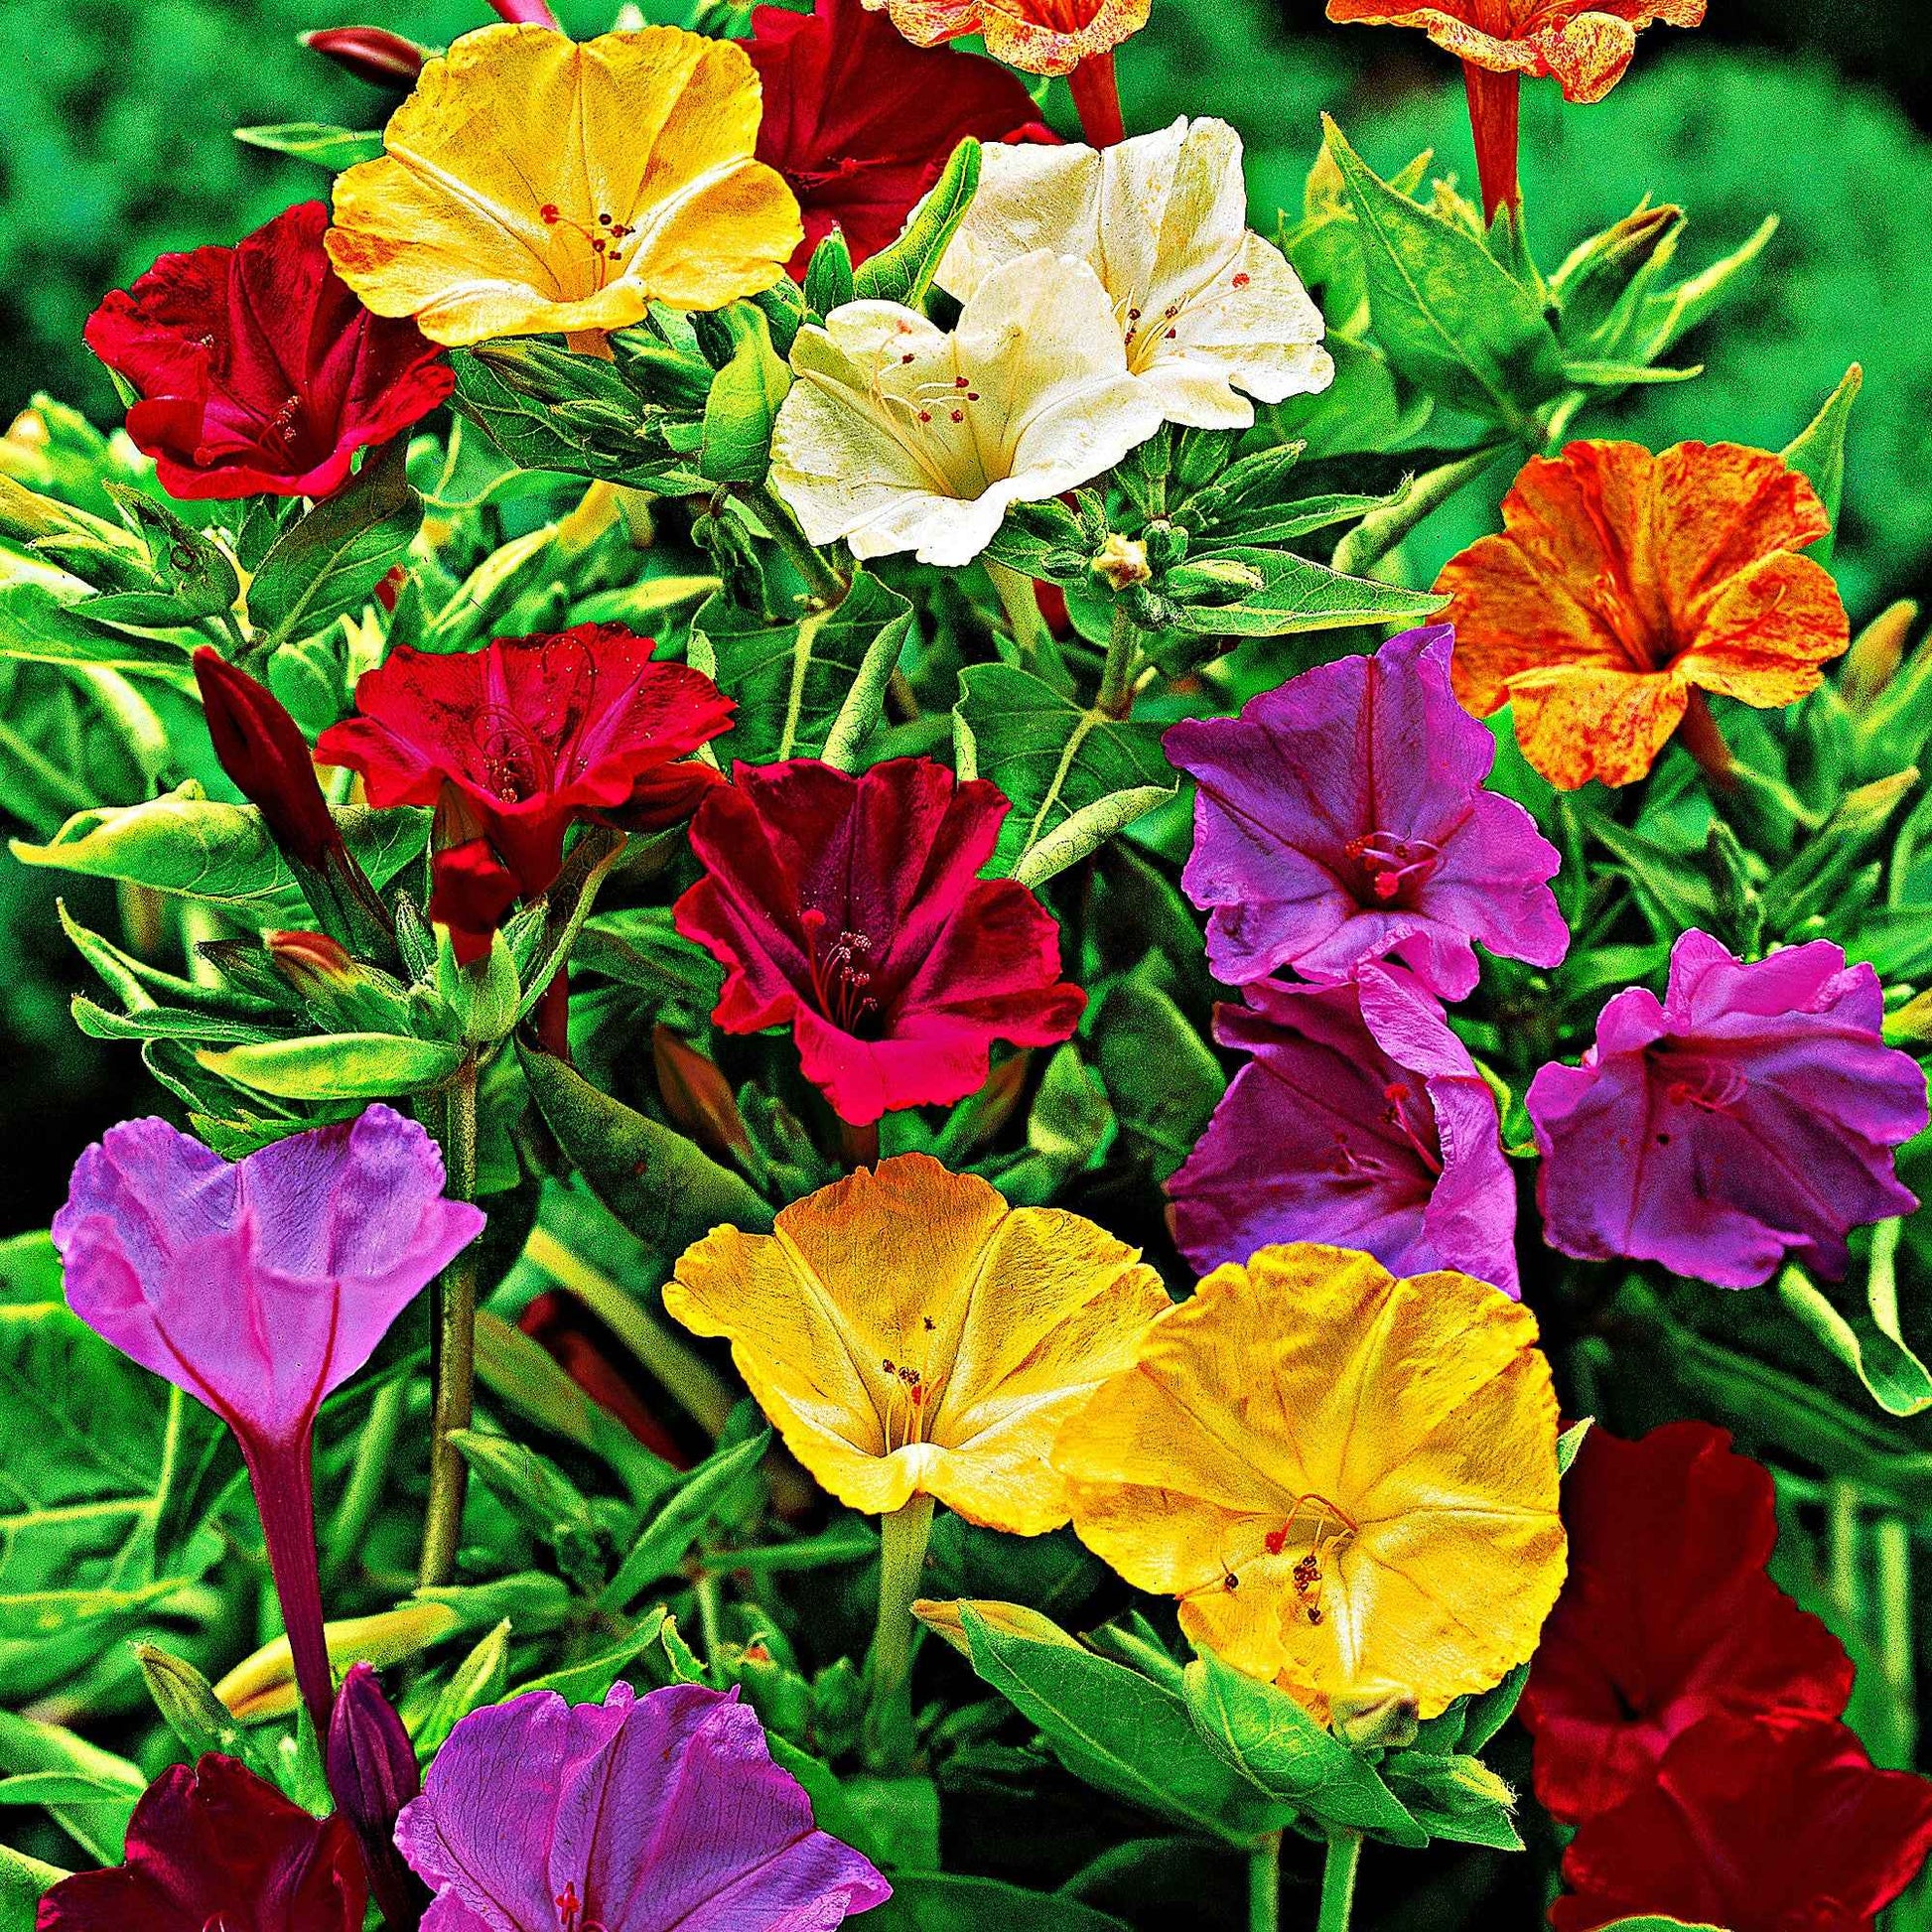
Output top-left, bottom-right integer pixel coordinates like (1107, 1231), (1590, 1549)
(854, 140), (981, 308)
(77, 488), (240, 627)
(1173, 544), (1446, 638)
(1782, 364), (1862, 564)
(197, 1032), (464, 1100)
(700, 305), (793, 484)
(233, 122), (384, 169)
(600, 1431), (771, 1611)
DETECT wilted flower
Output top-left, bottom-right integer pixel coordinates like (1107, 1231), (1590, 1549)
(327, 24), (802, 346)
(769, 250), (1165, 566)
(665, 1153), (1170, 1533)
(673, 757), (1086, 1125)
(1168, 966), (1520, 1296)
(1527, 930), (1926, 1288)
(393, 1682), (890, 1929)
(936, 117), (1332, 429)
(1054, 1243), (1565, 1723)
(860, 0), (1150, 76)
(83, 201), (451, 500)
(1521, 1423), (1854, 1823)
(36, 1756), (366, 1932)
(1164, 624), (1567, 999)
(746, 0), (1052, 276)
(1438, 441), (1850, 790)
(52, 1108), (484, 1737)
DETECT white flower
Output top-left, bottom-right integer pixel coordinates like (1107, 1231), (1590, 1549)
(935, 117), (1334, 430)
(768, 250), (1164, 568)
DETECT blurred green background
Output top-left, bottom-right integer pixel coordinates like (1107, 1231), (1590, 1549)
(2, 0), (1929, 1236)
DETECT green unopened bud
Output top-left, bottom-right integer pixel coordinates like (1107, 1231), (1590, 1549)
(266, 929), (419, 1034)
(1143, 518), (1189, 570)
(1173, 428), (1240, 491)
(1332, 1681), (1421, 1750)
(1554, 203), (1686, 345)
(911, 1597), (1081, 1659)
(1090, 532), (1153, 592)
(1164, 557), (1266, 604)
(436, 923), (522, 1044)
(136, 1642), (254, 1759)
(1843, 600), (1919, 713)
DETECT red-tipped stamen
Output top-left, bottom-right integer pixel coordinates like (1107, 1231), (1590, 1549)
(1068, 50), (1127, 148)
(1461, 62), (1522, 222)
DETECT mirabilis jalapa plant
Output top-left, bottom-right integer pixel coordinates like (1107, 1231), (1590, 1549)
(6, 0), (1932, 1927)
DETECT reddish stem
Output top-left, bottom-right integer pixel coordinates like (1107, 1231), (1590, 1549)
(840, 1117), (881, 1172)
(243, 1436), (336, 1744)
(535, 965), (573, 1063)
(1068, 51), (1127, 148)
(1461, 62), (1522, 222)
(1678, 689), (1738, 793)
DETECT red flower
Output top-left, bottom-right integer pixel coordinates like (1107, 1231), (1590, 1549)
(37, 1755), (366, 1932)
(317, 624), (734, 961)
(1553, 1712), (1932, 1932)
(745, 0), (1054, 276)
(1521, 1422), (1854, 1822)
(84, 202), (451, 501)
(673, 757), (1086, 1125)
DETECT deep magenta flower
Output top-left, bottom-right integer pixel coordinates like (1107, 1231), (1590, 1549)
(1527, 930), (1927, 1288)
(83, 201), (452, 501)
(36, 1754), (365, 1932)
(1163, 624), (1568, 1001)
(745, 0), (1053, 276)
(394, 1681), (890, 1931)
(1167, 963), (1520, 1294)
(673, 757), (1086, 1125)
(1521, 1422), (1855, 1823)
(329, 1664), (425, 1931)
(1552, 1711), (1932, 1932)
(52, 1108), (483, 1739)
(317, 624), (734, 963)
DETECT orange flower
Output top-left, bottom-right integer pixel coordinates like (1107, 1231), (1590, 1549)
(861, 0), (1149, 77)
(1437, 440), (1850, 791)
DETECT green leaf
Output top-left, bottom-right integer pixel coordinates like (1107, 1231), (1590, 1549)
(688, 571), (912, 767)
(952, 662), (1176, 885)
(197, 1032), (464, 1100)
(0, 1713), (147, 1863)
(1777, 1248), (1932, 1419)
(699, 305), (793, 485)
(1092, 978), (1223, 1181)
(1380, 1749), (1522, 1850)
(0, 577), (192, 670)
(1180, 1648), (1427, 1847)
(953, 1605), (1292, 1847)
(1556, 1420), (1593, 1475)
(873, 1875), (1131, 1932)
(233, 122), (385, 169)
(1781, 363), (1862, 565)
(449, 1432), (608, 1590)
(0, 1842), (66, 1927)
(1320, 117), (1567, 432)
(513, 1607), (671, 1704)
(1560, 358), (1703, 386)
(1595, 1921), (1728, 1931)
(1633, 214), (1778, 363)
(78, 487), (240, 627)
(247, 439), (422, 649)
(854, 139), (981, 308)
(600, 1431), (771, 1611)
(1168, 544), (1446, 639)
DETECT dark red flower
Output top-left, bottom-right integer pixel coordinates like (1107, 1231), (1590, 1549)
(37, 1754), (366, 1932)
(674, 757), (1085, 1125)
(84, 202), (452, 501)
(745, 0), (1054, 276)
(1522, 1422), (1854, 1822)
(317, 624), (734, 960)
(1553, 1711), (1932, 1932)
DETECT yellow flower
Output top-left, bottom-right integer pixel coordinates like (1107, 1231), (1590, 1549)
(663, 1152), (1170, 1534)
(326, 24), (802, 347)
(1053, 1243), (1565, 1724)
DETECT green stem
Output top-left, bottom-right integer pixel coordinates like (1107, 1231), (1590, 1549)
(738, 480), (848, 607)
(1248, 1832), (1282, 1932)
(984, 557), (1054, 663)
(418, 1056), (480, 1589)
(1315, 1832), (1362, 1932)
(864, 1492), (935, 1767)
(1099, 603), (1141, 718)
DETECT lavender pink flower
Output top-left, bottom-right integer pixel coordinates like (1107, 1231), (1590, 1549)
(394, 1681), (890, 1931)
(1163, 624), (1568, 1001)
(1167, 963), (1520, 1295)
(1527, 930), (1928, 1288)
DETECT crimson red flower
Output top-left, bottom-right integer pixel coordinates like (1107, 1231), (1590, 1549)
(673, 757), (1085, 1125)
(83, 202), (451, 501)
(317, 624), (734, 961)
(1553, 1711), (1932, 1932)
(36, 1754), (366, 1932)
(745, 0), (1054, 276)
(1522, 1422), (1854, 1822)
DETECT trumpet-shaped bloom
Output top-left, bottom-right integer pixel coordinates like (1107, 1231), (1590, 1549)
(36, 1755), (366, 1932)
(1324, 1), (1704, 103)
(394, 1682), (889, 1931)
(52, 1108), (483, 1737)
(1527, 930), (1926, 1288)
(1054, 1243), (1565, 1723)
(83, 201), (451, 500)
(664, 1153), (1170, 1533)
(936, 118), (1332, 430)
(860, 0), (1151, 75)
(1163, 624), (1567, 999)
(1168, 967), (1520, 1296)
(1521, 1423), (1854, 1824)
(1437, 440), (1850, 790)
(673, 758), (1085, 1126)
(317, 623), (734, 961)
(745, 0), (1052, 276)
(769, 250), (1165, 566)
(327, 25), (803, 345)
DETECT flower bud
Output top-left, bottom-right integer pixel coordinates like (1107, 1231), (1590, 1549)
(1331, 1681), (1421, 1751)
(1090, 532), (1153, 592)
(298, 26), (428, 89)
(266, 930), (420, 1035)
(1554, 203), (1686, 346)
(1163, 557), (1266, 604)
(910, 1597), (1082, 1659)
(487, 0), (561, 22)
(654, 1024), (756, 1165)
(1843, 600), (1918, 713)
(328, 1663), (426, 1931)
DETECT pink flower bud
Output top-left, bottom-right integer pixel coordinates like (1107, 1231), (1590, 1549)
(298, 26), (427, 88)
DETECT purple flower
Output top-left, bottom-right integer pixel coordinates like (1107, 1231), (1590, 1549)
(1527, 930), (1928, 1289)
(1167, 964), (1520, 1295)
(1163, 624), (1569, 1001)
(394, 1681), (890, 1932)
(53, 1107), (483, 1739)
